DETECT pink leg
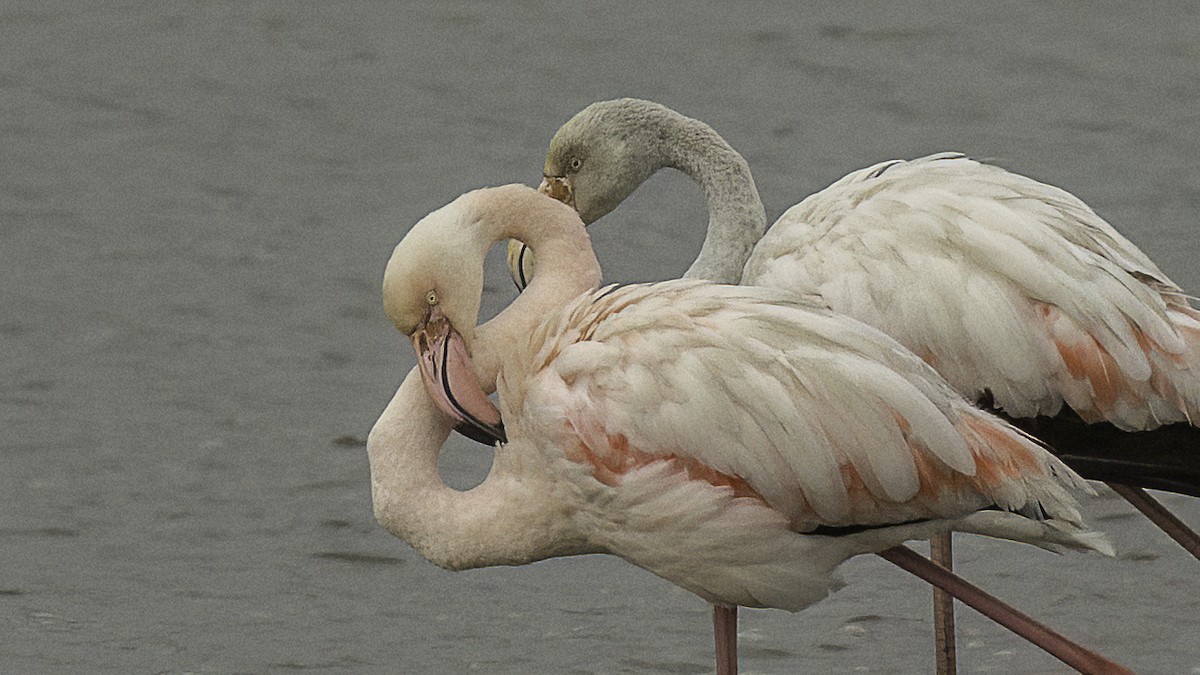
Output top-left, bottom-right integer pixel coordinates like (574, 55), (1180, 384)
(1107, 482), (1200, 560)
(713, 603), (737, 675)
(929, 533), (957, 675)
(877, 546), (1133, 674)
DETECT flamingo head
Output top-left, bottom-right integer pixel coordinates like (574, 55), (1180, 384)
(382, 193), (506, 446)
(504, 99), (673, 291)
(540, 98), (665, 226)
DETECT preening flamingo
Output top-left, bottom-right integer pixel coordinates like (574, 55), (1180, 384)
(523, 99), (1200, 491)
(369, 184), (1115, 672)
(518, 97), (1200, 671)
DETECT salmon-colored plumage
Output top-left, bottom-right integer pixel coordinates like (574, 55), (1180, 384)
(745, 155), (1200, 432)
(505, 280), (1102, 548)
(567, 428), (768, 501)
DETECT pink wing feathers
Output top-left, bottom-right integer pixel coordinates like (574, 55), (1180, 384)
(744, 153), (1200, 430)
(504, 280), (1088, 534)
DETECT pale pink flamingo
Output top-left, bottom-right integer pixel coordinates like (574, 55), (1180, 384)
(518, 97), (1200, 671)
(369, 184), (1121, 673)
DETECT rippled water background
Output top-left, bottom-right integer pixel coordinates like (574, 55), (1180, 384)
(4, 2), (1200, 673)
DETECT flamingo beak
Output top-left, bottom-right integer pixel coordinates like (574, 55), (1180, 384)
(539, 175), (574, 208)
(505, 175), (574, 292)
(412, 304), (507, 446)
(505, 239), (533, 292)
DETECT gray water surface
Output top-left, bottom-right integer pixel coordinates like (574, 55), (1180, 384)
(3, 2), (1200, 673)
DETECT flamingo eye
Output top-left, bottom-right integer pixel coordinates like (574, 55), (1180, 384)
(426, 290), (438, 306)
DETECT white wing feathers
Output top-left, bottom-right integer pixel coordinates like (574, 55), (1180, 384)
(743, 153), (1200, 429)
(507, 280), (1085, 533)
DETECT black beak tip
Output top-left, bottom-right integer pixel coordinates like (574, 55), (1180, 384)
(454, 421), (507, 447)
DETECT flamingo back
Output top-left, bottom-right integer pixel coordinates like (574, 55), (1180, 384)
(500, 280), (1091, 533)
(743, 154), (1200, 430)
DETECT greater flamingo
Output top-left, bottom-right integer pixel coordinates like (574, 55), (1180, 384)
(517, 97), (1200, 671)
(370, 184), (1118, 673)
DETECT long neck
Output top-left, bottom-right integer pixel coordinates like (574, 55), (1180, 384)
(466, 188), (603, 382)
(657, 115), (768, 283)
(367, 368), (455, 557)
(369, 187), (602, 570)
(369, 368), (594, 570)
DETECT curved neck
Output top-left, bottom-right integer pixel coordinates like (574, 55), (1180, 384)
(369, 187), (601, 570)
(464, 187), (603, 382)
(367, 368), (453, 553)
(654, 114), (768, 283)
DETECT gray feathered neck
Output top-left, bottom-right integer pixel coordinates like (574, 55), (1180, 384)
(553, 98), (768, 283)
